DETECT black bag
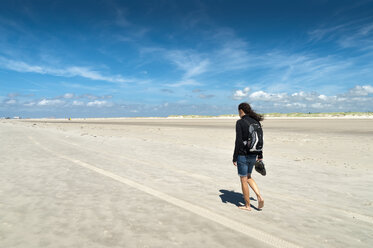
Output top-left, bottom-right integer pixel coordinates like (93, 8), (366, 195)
(242, 118), (263, 153)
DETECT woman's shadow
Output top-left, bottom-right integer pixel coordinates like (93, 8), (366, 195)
(219, 189), (260, 211)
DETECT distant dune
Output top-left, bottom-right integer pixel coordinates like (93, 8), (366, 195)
(167, 112), (373, 118)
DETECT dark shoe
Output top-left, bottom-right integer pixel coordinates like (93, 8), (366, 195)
(255, 160), (266, 176)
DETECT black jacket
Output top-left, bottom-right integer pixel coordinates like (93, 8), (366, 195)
(233, 115), (263, 162)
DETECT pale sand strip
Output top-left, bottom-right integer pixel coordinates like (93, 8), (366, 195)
(27, 135), (301, 248)
(45, 132), (373, 226)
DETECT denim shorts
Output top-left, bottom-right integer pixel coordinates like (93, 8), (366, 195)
(237, 154), (257, 177)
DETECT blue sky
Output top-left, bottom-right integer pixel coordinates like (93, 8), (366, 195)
(1, 0), (373, 117)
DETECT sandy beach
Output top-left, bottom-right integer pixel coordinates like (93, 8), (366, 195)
(1, 118), (372, 248)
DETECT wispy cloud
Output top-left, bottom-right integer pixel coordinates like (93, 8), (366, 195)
(60, 82), (104, 91)
(198, 93), (214, 99)
(242, 51), (358, 93)
(3, 93), (116, 109)
(142, 28), (252, 78)
(78, 94), (113, 100)
(140, 25), (361, 92)
(86, 100), (113, 107)
(114, 7), (131, 27)
(163, 50), (210, 79)
(359, 23), (373, 35)
(163, 79), (202, 88)
(308, 19), (373, 51)
(0, 56), (138, 83)
(161, 89), (174, 93)
(5, 99), (17, 105)
(308, 23), (349, 42)
(211, 28), (252, 72)
(37, 99), (65, 106)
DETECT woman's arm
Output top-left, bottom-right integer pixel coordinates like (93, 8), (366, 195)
(258, 151), (263, 160)
(258, 121), (263, 160)
(233, 120), (243, 162)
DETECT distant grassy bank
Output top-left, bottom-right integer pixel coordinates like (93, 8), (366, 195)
(263, 112), (373, 117)
(168, 112), (373, 118)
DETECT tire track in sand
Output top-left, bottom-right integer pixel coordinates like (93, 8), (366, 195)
(27, 135), (301, 248)
(41, 131), (373, 226)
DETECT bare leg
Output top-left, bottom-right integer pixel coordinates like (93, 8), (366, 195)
(238, 176), (251, 211)
(247, 174), (264, 209)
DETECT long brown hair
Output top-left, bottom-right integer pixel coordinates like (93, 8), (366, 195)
(238, 102), (264, 122)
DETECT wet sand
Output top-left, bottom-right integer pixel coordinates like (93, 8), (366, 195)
(1, 118), (372, 248)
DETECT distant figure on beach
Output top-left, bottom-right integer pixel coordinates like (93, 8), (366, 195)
(233, 102), (264, 211)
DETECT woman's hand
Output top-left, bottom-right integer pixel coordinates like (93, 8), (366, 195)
(233, 161), (237, 166)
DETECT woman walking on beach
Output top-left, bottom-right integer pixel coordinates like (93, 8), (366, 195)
(233, 102), (264, 211)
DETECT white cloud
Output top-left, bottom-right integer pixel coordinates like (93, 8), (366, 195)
(81, 94), (99, 100)
(348, 85), (373, 96)
(24, 102), (35, 106)
(311, 102), (332, 109)
(311, 103), (324, 108)
(5, 99), (16, 105)
(37, 99), (64, 106)
(291, 91), (320, 101)
(292, 91), (306, 97)
(234, 87), (290, 101)
(86, 100), (113, 107)
(318, 94), (328, 100)
(285, 102), (307, 108)
(7, 93), (19, 98)
(249, 91), (287, 101)
(72, 100), (84, 106)
(234, 84), (373, 112)
(63, 93), (74, 99)
(249, 91), (271, 100)
(233, 87), (250, 100)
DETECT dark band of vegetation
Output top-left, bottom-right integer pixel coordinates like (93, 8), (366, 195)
(168, 112), (373, 118)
